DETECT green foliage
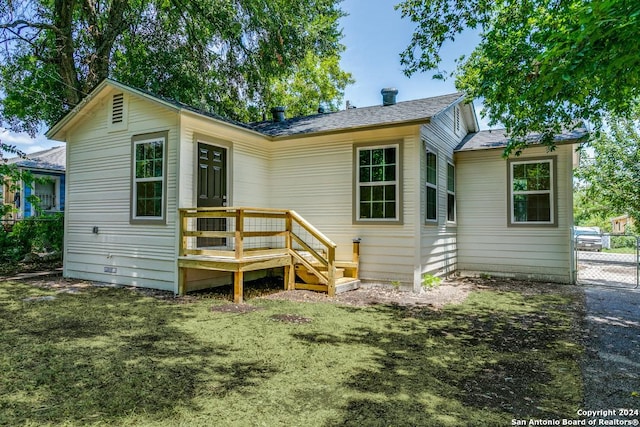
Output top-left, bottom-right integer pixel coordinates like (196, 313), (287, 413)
(421, 273), (442, 289)
(572, 188), (612, 231)
(0, 0), (352, 133)
(0, 141), (32, 218)
(396, 0), (640, 154)
(0, 214), (64, 262)
(576, 117), (640, 226)
(610, 236), (637, 250)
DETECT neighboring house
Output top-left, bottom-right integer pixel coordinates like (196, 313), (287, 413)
(1, 146), (66, 220)
(611, 215), (634, 234)
(45, 79), (586, 297)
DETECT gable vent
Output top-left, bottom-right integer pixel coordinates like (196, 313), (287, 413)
(111, 93), (124, 124)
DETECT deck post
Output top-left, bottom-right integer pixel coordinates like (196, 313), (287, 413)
(285, 212), (295, 290)
(178, 266), (187, 295)
(327, 246), (336, 297)
(284, 265), (295, 290)
(235, 209), (244, 260)
(352, 238), (361, 279)
(178, 209), (186, 256)
(234, 271), (244, 303)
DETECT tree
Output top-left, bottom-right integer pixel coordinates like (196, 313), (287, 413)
(396, 0), (640, 154)
(576, 117), (640, 228)
(0, 0), (352, 134)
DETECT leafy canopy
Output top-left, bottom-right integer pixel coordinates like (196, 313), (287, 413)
(0, 0), (352, 134)
(396, 0), (640, 154)
(576, 116), (640, 228)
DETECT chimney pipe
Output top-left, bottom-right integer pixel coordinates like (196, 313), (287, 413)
(381, 88), (398, 106)
(271, 106), (286, 122)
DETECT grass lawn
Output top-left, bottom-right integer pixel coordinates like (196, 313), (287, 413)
(0, 279), (584, 426)
(603, 247), (637, 254)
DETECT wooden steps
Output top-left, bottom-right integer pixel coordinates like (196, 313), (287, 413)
(295, 277), (360, 294)
(293, 259), (360, 293)
(178, 207), (362, 302)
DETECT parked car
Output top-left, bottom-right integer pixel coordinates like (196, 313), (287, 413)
(574, 226), (603, 251)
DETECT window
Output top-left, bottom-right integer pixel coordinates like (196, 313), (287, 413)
(33, 176), (58, 213)
(447, 162), (455, 222)
(509, 158), (555, 226)
(131, 132), (167, 223)
(355, 144), (400, 222)
(425, 150), (437, 222)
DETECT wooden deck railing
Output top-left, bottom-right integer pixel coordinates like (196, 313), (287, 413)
(178, 207), (339, 295)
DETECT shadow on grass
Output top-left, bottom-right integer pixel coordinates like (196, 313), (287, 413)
(295, 290), (583, 426)
(0, 283), (276, 425)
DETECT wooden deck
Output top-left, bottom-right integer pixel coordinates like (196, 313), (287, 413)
(178, 207), (360, 303)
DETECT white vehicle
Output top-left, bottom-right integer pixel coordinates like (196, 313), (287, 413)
(573, 226), (603, 251)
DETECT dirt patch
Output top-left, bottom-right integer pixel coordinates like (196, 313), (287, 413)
(210, 304), (263, 314)
(270, 314), (312, 324)
(260, 278), (481, 308)
(11, 275), (581, 310)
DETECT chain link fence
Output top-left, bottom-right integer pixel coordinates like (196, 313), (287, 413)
(574, 233), (639, 288)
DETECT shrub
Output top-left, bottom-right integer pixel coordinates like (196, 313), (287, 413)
(0, 214), (64, 262)
(610, 235), (637, 249)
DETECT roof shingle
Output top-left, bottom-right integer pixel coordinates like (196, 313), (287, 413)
(455, 128), (588, 152)
(6, 146), (66, 171)
(251, 92), (465, 137)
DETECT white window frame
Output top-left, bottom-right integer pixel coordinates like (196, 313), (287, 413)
(446, 162), (456, 223)
(508, 157), (555, 226)
(131, 132), (167, 224)
(30, 174), (61, 215)
(425, 149), (438, 223)
(355, 143), (401, 223)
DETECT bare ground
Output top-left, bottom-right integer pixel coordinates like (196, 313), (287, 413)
(12, 274), (582, 310)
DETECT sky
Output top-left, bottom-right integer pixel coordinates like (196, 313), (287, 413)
(2, 0), (482, 155)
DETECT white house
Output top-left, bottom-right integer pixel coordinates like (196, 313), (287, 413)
(46, 79), (586, 300)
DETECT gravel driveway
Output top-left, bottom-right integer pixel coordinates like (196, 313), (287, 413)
(582, 286), (640, 411)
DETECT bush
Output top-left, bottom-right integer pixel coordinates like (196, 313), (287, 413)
(610, 235), (638, 249)
(0, 214), (64, 262)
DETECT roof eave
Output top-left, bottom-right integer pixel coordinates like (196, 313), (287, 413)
(269, 117), (432, 141)
(455, 135), (588, 153)
(179, 109), (267, 139)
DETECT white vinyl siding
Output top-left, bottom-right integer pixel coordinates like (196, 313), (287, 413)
(63, 90), (178, 291)
(269, 128), (417, 285)
(417, 104), (468, 281)
(455, 145), (573, 283)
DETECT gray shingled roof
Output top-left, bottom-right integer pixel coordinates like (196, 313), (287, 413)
(455, 128), (588, 151)
(6, 145), (66, 171)
(251, 92), (465, 137)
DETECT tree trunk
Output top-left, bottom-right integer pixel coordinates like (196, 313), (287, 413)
(53, 0), (81, 108)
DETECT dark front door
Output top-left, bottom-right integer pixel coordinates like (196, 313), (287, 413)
(197, 143), (227, 247)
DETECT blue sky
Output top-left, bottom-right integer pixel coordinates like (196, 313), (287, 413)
(339, 0), (479, 108)
(3, 0), (482, 154)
